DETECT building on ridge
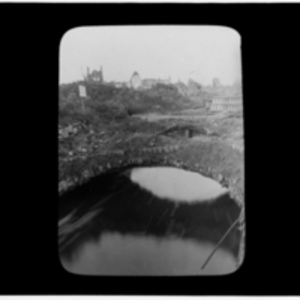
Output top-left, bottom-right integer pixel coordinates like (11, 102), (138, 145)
(209, 96), (243, 112)
(84, 66), (104, 83)
(130, 71), (142, 89)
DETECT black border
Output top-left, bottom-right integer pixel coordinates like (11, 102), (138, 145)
(2, 2), (299, 296)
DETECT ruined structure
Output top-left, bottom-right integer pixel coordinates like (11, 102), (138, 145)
(128, 74), (172, 90)
(130, 71), (142, 89)
(141, 77), (171, 89)
(210, 97), (242, 112)
(83, 66), (104, 83)
(202, 78), (242, 99)
(141, 79), (157, 89)
(156, 77), (171, 86)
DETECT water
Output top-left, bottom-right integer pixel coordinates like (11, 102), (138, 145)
(62, 233), (236, 275)
(59, 166), (241, 275)
(131, 166), (228, 202)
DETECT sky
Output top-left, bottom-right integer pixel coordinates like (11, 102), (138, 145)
(59, 25), (242, 86)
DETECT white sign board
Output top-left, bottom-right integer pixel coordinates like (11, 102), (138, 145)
(79, 85), (87, 98)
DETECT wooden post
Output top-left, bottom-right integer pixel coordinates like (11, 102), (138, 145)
(78, 85), (87, 113)
(80, 96), (85, 113)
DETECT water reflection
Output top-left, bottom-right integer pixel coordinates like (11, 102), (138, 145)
(59, 166), (241, 275)
(62, 233), (236, 275)
(130, 167), (228, 202)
